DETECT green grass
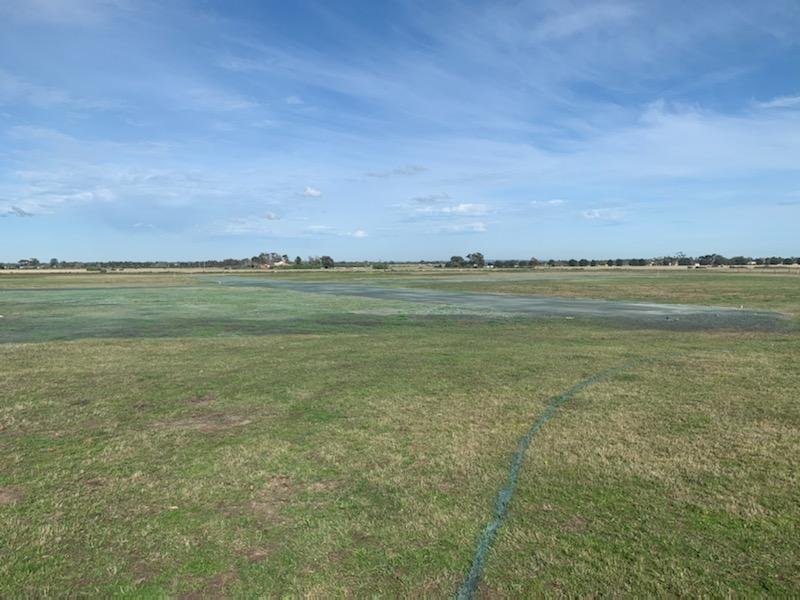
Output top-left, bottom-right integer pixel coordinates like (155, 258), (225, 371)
(1, 271), (798, 596)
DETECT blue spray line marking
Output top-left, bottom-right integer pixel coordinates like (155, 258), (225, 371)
(455, 365), (630, 600)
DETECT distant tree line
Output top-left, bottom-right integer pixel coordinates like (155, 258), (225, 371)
(446, 252), (486, 268)
(442, 252), (799, 269)
(3, 252), (798, 270)
(2, 253), (336, 270)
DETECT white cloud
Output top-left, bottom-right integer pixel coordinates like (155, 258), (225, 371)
(304, 225), (367, 238)
(285, 95), (304, 105)
(183, 87), (258, 112)
(755, 94), (800, 109)
(366, 165), (428, 178)
(0, 0), (130, 25)
(302, 186), (322, 197)
(416, 202), (489, 216)
(439, 222), (487, 233)
(411, 192), (451, 204)
(531, 199), (567, 207)
(0, 205), (34, 217)
(216, 215), (276, 235)
(581, 208), (626, 221)
(251, 119), (278, 128)
(531, 3), (637, 42)
(0, 69), (115, 110)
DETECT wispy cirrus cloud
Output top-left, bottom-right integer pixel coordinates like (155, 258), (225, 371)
(754, 94), (800, 109)
(0, 205), (34, 217)
(438, 221), (487, 234)
(410, 192), (451, 205)
(182, 87), (258, 112)
(581, 207), (626, 222)
(366, 165), (427, 178)
(0, 0), (132, 26)
(415, 202), (489, 216)
(304, 224), (368, 238)
(0, 69), (116, 111)
(530, 2), (637, 42)
(531, 199), (567, 207)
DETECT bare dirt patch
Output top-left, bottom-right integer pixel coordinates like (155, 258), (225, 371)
(0, 486), (23, 506)
(187, 393), (216, 407)
(181, 570), (237, 600)
(221, 476), (339, 524)
(131, 560), (158, 585)
(238, 547), (273, 563)
(154, 413), (251, 433)
(249, 475), (294, 519)
(413, 571), (462, 598)
(560, 515), (589, 534)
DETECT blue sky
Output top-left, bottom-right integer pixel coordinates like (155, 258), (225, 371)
(1, 0), (798, 261)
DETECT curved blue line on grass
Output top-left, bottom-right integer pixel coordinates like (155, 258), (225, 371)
(455, 365), (629, 600)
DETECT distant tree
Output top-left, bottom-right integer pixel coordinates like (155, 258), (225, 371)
(614, 258), (624, 267)
(467, 252), (485, 268)
(590, 259), (597, 267)
(49, 258), (59, 267)
(372, 262), (388, 270)
(699, 254), (728, 266)
(578, 259), (589, 267)
(294, 256), (302, 266)
(530, 257), (540, 267)
(547, 259), (556, 267)
(783, 257), (794, 265)
(320, 256), (335, 269)
(446, 255), (466, 268)
(607, 259), (614, 267)
(567, 259), (578, 267)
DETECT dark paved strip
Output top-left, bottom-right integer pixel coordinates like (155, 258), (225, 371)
(219, 278), (786, 331)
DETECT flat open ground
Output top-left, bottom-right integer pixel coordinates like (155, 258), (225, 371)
(1, 269), (799, 596)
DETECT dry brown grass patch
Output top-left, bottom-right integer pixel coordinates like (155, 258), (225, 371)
(181, 570), (237, 600)
(154, 413), (252, 433)
(0, 486), (23, 506)
(187, 393), (216, 407)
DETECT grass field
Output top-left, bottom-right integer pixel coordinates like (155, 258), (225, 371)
(1, 270), (799, 597)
